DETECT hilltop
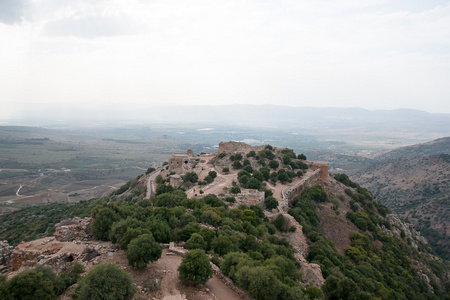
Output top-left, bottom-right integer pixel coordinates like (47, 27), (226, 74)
(0, 142), (448, 299)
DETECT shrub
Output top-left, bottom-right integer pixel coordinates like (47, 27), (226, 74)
(145, 167), (156, 174)
(178, 249), (213, 285)
(282, 155), (292, 165)
(229, 186), (241, 194)
(232, 161), (242, 169)
(225, 196), (236, 203)
(73, 263), (136, 300)
(273, 214), (287, 232)
(6, 269), (56, 300)
(247, 150), (256, 157)
(243, 164), (253, 173)
(183, 172), (198, 183)
(218, 152), (227, 159)
(155, 174), (163, 184)
(236, 266), (284, 300)
(222, 167), (229, 173)
(208, 171), (217, 179)
(155, 184), (175, 195)
(305, 286), (324, 300)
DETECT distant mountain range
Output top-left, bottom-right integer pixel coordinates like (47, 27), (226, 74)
(8, 104), (450, 136)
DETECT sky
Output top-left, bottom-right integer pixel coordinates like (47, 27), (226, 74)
(1, 0), (450, 121)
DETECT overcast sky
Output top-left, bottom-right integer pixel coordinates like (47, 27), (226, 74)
(1, 0), (450, 120)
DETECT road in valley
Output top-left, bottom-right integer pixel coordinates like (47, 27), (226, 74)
(146, 169), (161, 199)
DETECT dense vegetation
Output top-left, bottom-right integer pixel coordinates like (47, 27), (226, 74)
(292, 175), (450, 300)
(0, 263), (84, 299)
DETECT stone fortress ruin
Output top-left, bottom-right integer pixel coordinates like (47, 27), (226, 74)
(164, 141), (329, 209)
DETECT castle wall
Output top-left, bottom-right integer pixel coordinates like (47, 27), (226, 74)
(309, 161), (329, 181)
(218, 141), (265, 154)
(278, 170), (322, 213)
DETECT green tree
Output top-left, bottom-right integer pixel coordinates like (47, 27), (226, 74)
(119, 227), (151, 250)
(264, 196), (278, 210)
(186, 233), (207, 250)
(109, 217), (143, 244)
(6, 269), (56, 300)
(73, 263), (136, 300)
(92, 207), (118, 240)
(127, 234), (162, 269)
(178, 249), (213, 285)
(212, 235), (236, 256)
(246, 178), (261, 190)
(277, 171), (289, 183)
(269, 160), (279, 170)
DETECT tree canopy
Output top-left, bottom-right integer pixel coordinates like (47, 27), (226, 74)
(178, 249), (213, 285)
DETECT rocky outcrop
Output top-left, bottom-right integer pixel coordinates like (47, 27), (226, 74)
(0, 240), (13, 273)
(299, 260), (325, 287)
(10, 237), (117, 274)
(381, 214), (427, 249)
(235, 190), (265, 206)
(11, 237), (63, 271)
(54, 217), (94, 242)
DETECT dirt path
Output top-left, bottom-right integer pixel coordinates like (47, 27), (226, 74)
(15, 185), (23, 196)
(150, 249), (244, 300)
(186, 173), (236, 198)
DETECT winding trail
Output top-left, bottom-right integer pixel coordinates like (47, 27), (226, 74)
(15, 185), (23, 196)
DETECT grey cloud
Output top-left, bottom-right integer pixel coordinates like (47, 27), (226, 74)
(0, 0), (26, 24)
(44, 14), (143, 38)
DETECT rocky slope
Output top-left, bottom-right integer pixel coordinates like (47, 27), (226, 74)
(350, 140), (450, 259)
